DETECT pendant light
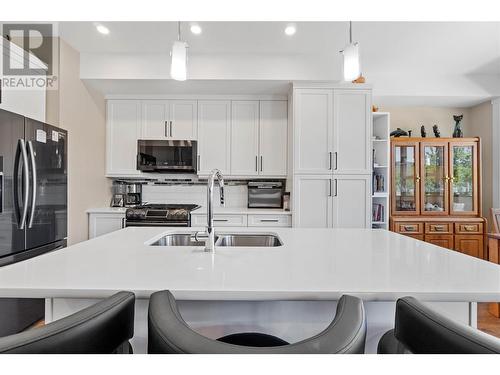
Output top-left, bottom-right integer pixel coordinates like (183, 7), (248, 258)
(340, 21), (360, 82)
(170, 21), (188, 81)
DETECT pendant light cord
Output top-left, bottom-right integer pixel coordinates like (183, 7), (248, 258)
(349, 21), (352, 44)
(177, 21), (181, 41)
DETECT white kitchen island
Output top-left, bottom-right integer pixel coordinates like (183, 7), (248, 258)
(0, 227), (499, 353)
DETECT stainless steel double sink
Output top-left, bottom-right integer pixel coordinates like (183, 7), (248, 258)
(150, 233), (283, 247)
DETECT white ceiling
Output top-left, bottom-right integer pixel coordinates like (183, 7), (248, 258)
(60, 21), (500, 75)
(60, 21), (500, 106)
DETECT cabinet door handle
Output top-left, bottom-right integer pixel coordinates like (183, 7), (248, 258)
(164, 121), (168, 137)
(170, 121), (173, 137)
(334, 179), (338, 196)
(255, 156), (258, 172)
(334, 152), (338, 170)
(197, 155), (200, 171)
(260, 156), (263, 172)
(328, 179), (332, 197)
(328, 152), (332, 170)
(121, 218), (126, 228)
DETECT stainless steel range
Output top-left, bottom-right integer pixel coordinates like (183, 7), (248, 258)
(125, 204), (200, 227)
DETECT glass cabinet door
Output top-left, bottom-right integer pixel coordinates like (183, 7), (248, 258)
(392, 142), (420, 215)
(450, 142), (478, 215)
(421, 142), (449, 215)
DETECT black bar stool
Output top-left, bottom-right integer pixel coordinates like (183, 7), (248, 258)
(148, 290), (366, 354)
(378, 296), (500, 354)
(0, 291), (135, 354)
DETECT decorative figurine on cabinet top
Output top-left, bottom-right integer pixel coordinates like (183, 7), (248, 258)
(432, 124), (441, 138)
(420, 125), (426, 137)
(408, 130), (412, 137)
(390, 128), (409, 137)
(452, 114), (464, 138)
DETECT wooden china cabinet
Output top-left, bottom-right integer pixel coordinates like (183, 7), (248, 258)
(390, 137), (486, 259)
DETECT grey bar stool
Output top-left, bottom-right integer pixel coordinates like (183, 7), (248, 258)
(148, 290), (366, 354)
(378, 296), (500, 354)
(0, 291), (135, 354)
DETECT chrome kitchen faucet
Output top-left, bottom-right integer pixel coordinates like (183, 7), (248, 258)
(192, 169), (225, 252)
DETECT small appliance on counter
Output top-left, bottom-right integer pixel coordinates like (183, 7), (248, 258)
(247, 181), (285, 209)
(110, 180), (144, 207)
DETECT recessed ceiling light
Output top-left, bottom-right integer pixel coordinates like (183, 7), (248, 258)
(284, 25), (296, 36)
(96, 24), (110, 35)
(190, 24), (202, 35)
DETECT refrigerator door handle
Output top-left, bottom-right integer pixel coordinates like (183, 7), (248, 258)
(17, 139), (29, 229)
(27, 141), (37, 228)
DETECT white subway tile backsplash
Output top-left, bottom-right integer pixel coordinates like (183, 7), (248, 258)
(142, 184), (247, 207)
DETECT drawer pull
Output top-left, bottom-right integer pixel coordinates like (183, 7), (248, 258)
(214, 219), (229, 222)
(403, 225), (417, 232)
(433, 225), (446, 231)
(464, 225), (476, 231)
(260, 219), (279, 223)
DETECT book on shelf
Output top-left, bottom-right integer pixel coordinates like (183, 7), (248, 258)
(372, 203), (385, 222)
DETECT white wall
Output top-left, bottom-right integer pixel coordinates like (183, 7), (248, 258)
(465, 101), (492, 223)
(47, 40), (111, 245)
(380, 106), (470, 138)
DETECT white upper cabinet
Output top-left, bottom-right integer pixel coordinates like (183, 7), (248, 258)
(293, 89), (333, 174)
(141, 100), (197, 140)
(331, 175), (371, 228)
(106, 97), (287, 178)
(106, 100), (142, 176)
(332, 90), (371, 174)
(141, 100), (169, 139)
(169, 100), (198, 139)
(259, 101), (287, 176)
(197, 100), (231, 175)
(230, 101), (259, 176)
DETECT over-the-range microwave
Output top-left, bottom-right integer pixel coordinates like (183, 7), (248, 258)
(137, 140), (197, 173)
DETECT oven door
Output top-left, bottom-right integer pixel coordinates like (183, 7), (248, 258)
(137, 140), (197, 172)
(125, 221), (189, 227)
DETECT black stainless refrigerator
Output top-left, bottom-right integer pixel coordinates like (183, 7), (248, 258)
(0, 108), (67, 336)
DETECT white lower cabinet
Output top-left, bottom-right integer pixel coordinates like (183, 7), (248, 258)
(293, 175), (332, 228)
(247, 214), (292, 227)
(88, 213), (126, 239)
(293, 174), (370, 228)
(331, 175), (371, 228)
(191, 214), (248, 227)
(191, 213), (291, 228)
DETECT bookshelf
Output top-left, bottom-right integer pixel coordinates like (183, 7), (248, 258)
(372, 112), (390, 229)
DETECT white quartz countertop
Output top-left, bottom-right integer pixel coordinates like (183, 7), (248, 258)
(191, 206), (291, 215)
(0, 227), (499, 301)
(86, 207), (127, 214)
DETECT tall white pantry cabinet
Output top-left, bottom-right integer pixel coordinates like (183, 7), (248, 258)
(292, 83), (372, 228)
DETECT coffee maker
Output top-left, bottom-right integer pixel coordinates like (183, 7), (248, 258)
(110, 181), (143, 207)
